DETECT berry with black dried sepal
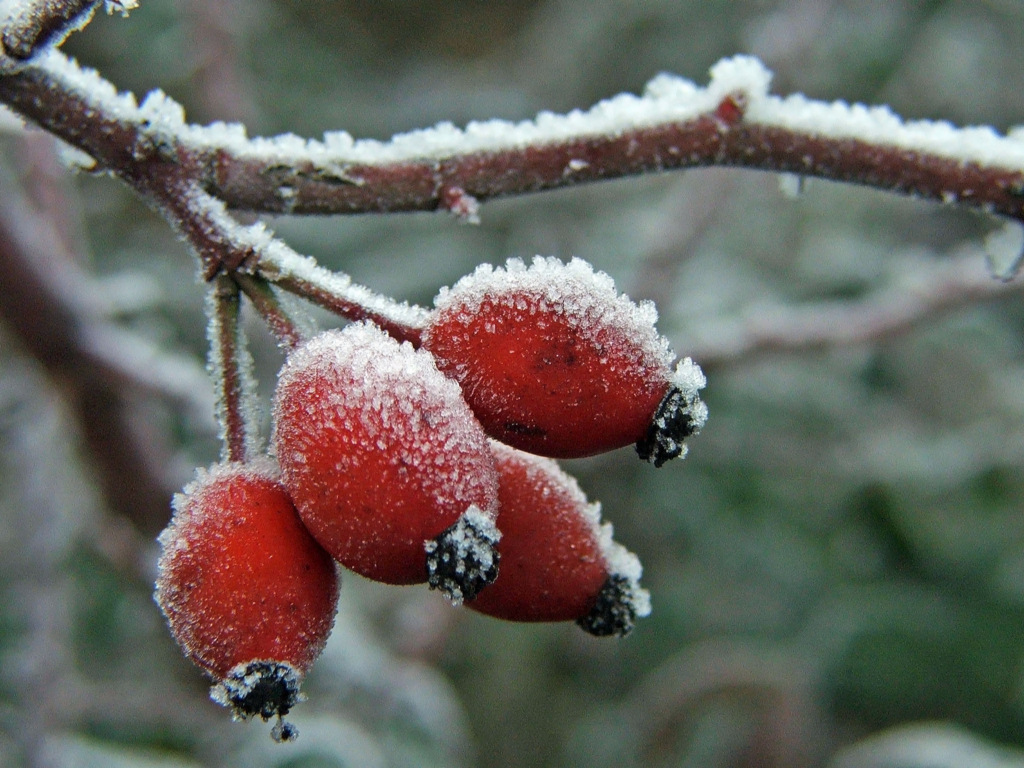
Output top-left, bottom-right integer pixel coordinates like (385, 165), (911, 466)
(422, 256), (707, 464)
(467, 441), (650, 636)
(272, 322), (501, 603)
(154, 460), (339, 742)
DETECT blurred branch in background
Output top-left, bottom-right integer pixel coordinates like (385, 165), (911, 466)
(0, 135), (209, 538)
(687, 246), (1024, 368)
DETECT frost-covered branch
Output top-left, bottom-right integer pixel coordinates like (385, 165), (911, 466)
(3, 49), (1024, 229)
(688, 251), (1024, 368)
(157, 57), (1024, 224)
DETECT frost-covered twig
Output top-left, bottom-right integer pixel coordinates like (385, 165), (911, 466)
(2, 50), (1024, 228)
(207, 273), (256, 463)
(1, 0), (99, 59)
(687, 251), (1024, 368)
(233, 272), (304, 350)
(165, 185), (427, 338)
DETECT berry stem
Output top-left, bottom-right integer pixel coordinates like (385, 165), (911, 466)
(268, 270), (425, 346)
(233, 272), (304, 350)
(208, 274), (255, 463)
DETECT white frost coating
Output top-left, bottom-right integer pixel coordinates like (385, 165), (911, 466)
(259, 236), (429, 330)
(106, 0), (138, 16)
(33, 46), (139, 115)
(31, 49), (1024, 174)
(158, 458), (280, 558)
(432, 256), (673, 368)
(273, 322), (498, 521)
(596, 522), (651, 619)
(671, 356), (706, 398)
(277, 323), (468, 419)
(671, 357), (709, 433)
(983, 219), (1024, 281)
(138, 88), (187, 133)
(56, 140), (99, 170)
(0, 0), (100, 57)
(424, 505), (500, 606)
(184, 186), (428, 330)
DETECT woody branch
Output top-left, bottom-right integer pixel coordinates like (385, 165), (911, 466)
(0, 49), (1023, 230)
(0, 18), (1021, 385)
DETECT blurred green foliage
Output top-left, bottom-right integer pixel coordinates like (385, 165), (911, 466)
(3, 1), (1024, 766)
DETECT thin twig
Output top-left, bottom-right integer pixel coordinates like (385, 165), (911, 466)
(1, 0), (99, 60)
(686, 251), (1024, 368)
(208, 273), (251, 463)
(270, 271), (425, 347)
(233, 271), (304, 350)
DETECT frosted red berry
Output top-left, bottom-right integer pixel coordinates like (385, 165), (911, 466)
(154, 460), (339, 741)
(422, 257), (707, 464)
(468, 441), (650, 636)
(273, 322), (501, 602)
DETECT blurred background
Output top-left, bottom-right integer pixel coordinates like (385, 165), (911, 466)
(4, 1), (1024, 766)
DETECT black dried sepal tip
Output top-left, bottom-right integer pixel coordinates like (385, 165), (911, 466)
(213, 661), (301, 742)
(426, 510), (500, 604)
(577, 574), (638, 638)
(635, 385), (702, 468)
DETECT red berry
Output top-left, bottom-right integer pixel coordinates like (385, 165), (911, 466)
(468, 441), (650, 637)
(273, 322), (501, 602)
(154, 460), (339, 741)
(422, 257), (707, 464)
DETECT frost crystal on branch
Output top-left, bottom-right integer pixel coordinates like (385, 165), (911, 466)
(104, 0), (136, 16)
(983, 220), (1024, 282)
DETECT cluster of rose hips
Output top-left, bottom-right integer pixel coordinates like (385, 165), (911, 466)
(154, 257), (707, 741)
